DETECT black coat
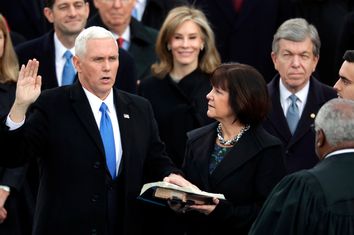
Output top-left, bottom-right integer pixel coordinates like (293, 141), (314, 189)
(0, 82), (36, 235)
(250, 152), (354, 235)
(0, 82), (180, 235)
(139, 70), (213, 167)
(181, 123), (286, 235)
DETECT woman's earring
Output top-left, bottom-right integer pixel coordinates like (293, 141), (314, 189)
(200, 44), (204, 51)
(167, 45), (171, 51)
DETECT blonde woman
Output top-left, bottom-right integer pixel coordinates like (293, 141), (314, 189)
(139, 6), (221, 168)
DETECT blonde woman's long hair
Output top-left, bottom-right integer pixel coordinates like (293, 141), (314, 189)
(0, 14), (19, 83)
(152, 6), (221, 78)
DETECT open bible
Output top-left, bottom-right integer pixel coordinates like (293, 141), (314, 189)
(138, 181), (225, 207)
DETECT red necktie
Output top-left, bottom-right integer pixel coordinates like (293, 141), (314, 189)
(118, 37), (124, 48)
(233, 0), (244, 12)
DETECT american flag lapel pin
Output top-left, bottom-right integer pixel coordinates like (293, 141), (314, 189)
(123, 114), (130, 119)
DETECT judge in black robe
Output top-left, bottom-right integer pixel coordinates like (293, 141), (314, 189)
(249, 98), (354, 235)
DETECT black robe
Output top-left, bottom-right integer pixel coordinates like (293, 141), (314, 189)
(249, 152), (354, 235)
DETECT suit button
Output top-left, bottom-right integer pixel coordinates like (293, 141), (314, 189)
(93, 162), (101, 169)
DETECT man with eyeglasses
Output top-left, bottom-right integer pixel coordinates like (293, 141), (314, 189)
(334, 50), (354, 100)
(87, 0), (158, 83)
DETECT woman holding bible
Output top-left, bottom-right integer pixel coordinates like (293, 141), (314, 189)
(171, 63), (286, 234)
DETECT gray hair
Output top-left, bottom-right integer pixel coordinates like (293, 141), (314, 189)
(272, 18), (321, 57)
(315, 98), (354, 146)
(75, 26), (117, 57)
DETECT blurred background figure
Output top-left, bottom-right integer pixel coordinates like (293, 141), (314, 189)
(87, 0), (157, 82)
(88, 0), (189, 29)
(263, 18), (336, 174)
(335, 10), (354, 81)
(175, 63), (285, 235)
(188, 0), (295, 82)
(0, 14), (35, 235)
(0, 0), (50, 41)
(250, 98), (354, 235)
(139, 6), (220, 168)
(334, 50), (354, 100)
(292, 0), (354, 86)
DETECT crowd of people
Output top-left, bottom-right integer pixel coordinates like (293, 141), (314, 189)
(1, 0), (354, 234)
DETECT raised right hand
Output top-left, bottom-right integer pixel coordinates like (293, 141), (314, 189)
(10, 59), (42, 122)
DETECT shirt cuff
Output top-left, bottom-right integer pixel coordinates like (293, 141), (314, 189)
(0, 185), (10, 192)
(6, 115), (25, 130)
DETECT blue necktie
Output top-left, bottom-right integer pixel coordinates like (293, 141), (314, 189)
(99, 103), (117, 179)
(286, 94), (299, 135)
(62, 50), (76, 86)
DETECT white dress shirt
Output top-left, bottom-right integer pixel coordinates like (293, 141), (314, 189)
(83, 88), (123, 176)
(279, 79), (310, 118)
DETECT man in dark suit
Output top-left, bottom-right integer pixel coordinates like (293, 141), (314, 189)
(0, 26), (190, 235)
(87, 0), (158, 82)
(250, 98), (354, 234)
(263, 18), (336, 174)
(15, 0), (137, 93)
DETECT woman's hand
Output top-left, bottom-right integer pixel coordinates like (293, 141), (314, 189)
(189, 198), (219, 215)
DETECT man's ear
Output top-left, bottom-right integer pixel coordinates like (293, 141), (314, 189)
(317, 129), (325, 147)
(43, 7), (54, 23)
(73, 56), (80, 72)
(271, 52), (278, 71)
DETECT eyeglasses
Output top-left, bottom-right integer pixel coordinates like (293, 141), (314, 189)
(102, 0), (131, 4)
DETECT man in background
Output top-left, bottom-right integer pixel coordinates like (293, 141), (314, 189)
(263, 18), (336, 174)
(334, 50), (354, 100)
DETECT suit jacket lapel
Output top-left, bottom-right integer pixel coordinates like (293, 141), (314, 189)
(41, 32), (59, 89)
(267, 76), (292, 142)
(70, 82), (105, 156)
(188, 123), (217, 191)
(113, 89), (133, 175)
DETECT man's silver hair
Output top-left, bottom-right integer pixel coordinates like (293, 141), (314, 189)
(75, 26), (117, 57)
(272, 18), (321, 57)
(315, 98), (354, 146)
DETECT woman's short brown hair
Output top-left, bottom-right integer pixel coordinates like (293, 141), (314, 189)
(210, 63), (270, 126)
